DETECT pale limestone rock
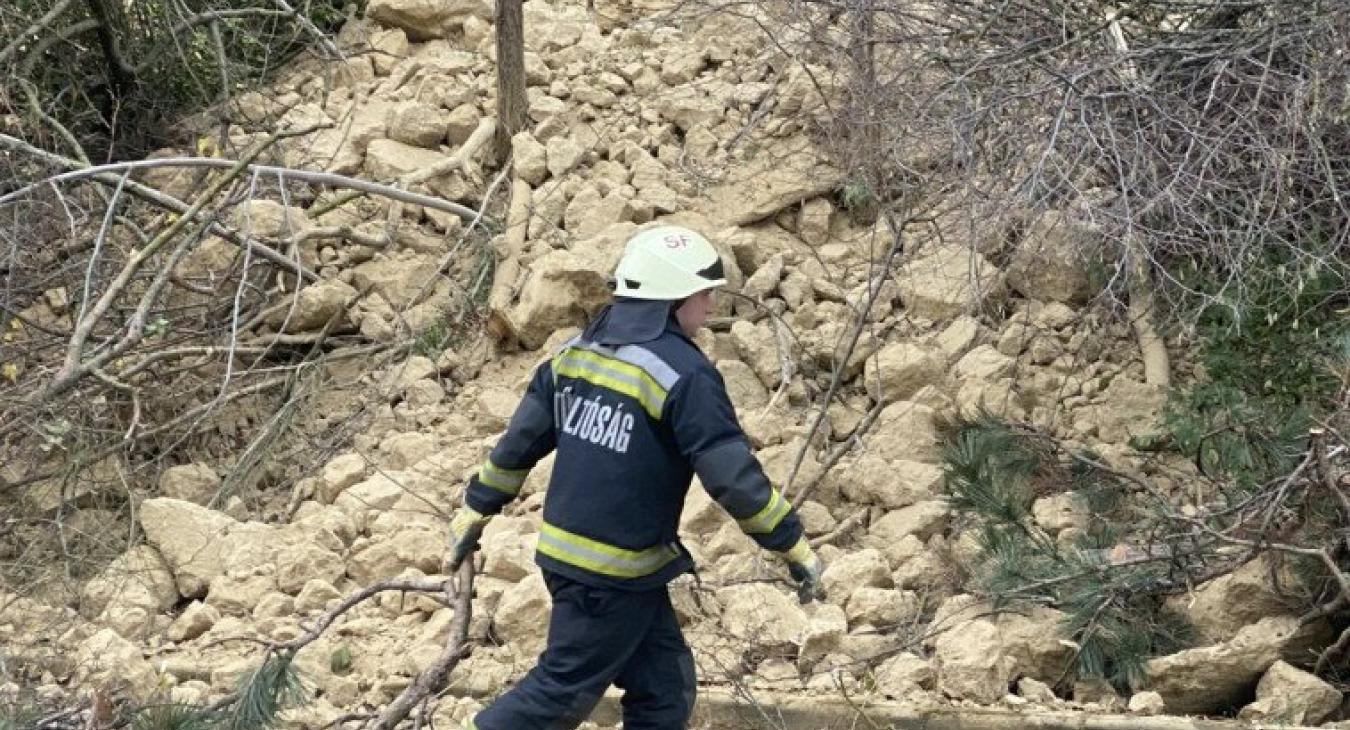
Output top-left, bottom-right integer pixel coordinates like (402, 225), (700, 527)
(1032, 492), (1090, 534)
(1073, 677), (1123, 710)
(1238, 660), (1341, 725)
(274, 540), (344, 595)
(388, 101), (448, 148)
(445, 103), (480, 146)
(864, 342), (945, 403)
(679, 483), (726, 537)
(797, 501), (836, 537)
(139, 498), (238, 598)
(1165, 555), (1305, 644)
(821, 549), (892, 600)
(844, 459), (942, 510)
(206, 571), (277, 616)
(866, 402), (940, 463)
(82, 545), (179, 620)
(660, 47), (708, 85)
(318, 453), (367, 503)
(159, 464), (220, 505)
(379, 431), (439, 470)
(546, 136), (585, 178)
(934, 618), (1016, 703)
(797, 198), (833, 245)
(952, 344), (1015, 382)
(706, 142), (841, 226)
(369, 28), (410, 75)
(1128, 690), (1165, 715)
(740, 253), (784, 301)
(720, 583), (808, 647)
(1006, 211), (1098, 304)
(845, 587), (920, 628)
(167, 601), (220, 642)
(347, 529), (443, 584)
(350, 256), (438, 308)
(509, 247), (614, 349)
(365, 138), (443, 180)
(494, 573), (552, 660)
(481, 522), (537, 583)
(1141, 615), (1314, 716)
(729, 320), (780, 389)
(1018, 677), (1058, 704)
(295, 578), (343, 613)
(287, 278), (357, 332)
(513, 132), (548, 186)
(655, 87), (722, 133)
(799, 603), (848, 669)
(335, 473), (405, 516)
(873, 652), (934, 699)
(231, 200), (310, 240)
(895, 245), (1005, 320)
(870, 501), (950, 546)
(75, 629), (159, 700)
(367, 0), (456, 40)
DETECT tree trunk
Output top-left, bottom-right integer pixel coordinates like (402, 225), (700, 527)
(494, 0), (527, 165)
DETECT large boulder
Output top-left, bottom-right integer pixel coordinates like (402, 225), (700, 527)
(82, 544), (179, 620)
(158, 463), (220, 505)
(865, 401), (941, 463)
(839, 455), (940, 509)
(494, 573), (552, 660)
(139, 498), (238, 597)
(351, 256), (439, 309)
(820, 548), (892, 600)
(1140, 615), (1321, 716)
(287, 278), (358, 332)
(933, 618), (1016, 703)
(719, 583), (809, 647)
(703, 140), (843, 226)
(873, 653), (935, 699)
(1237, 660), (1342, 725)
(74, 629), (160, 700)
(366, 0), (480, 40)
(1164, 554), (1302, 644)
(864, 342), (945, 403)
(929, 596), (1074, 703)
(1005, 211), (1098, 304)
(895, 245), (1005, 320)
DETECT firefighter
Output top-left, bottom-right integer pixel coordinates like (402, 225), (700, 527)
(446, 224), (825, 730)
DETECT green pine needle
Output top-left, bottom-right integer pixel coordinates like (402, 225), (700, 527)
(224, 651), (310, 730)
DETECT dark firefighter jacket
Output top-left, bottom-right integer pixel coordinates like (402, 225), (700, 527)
(464, 298), (804, 591)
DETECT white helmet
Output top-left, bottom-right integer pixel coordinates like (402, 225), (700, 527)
(612, 225), (727, 300)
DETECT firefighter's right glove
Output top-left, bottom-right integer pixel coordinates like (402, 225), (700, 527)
(447, 506), (490, 572)
(785, 537), (825, 604)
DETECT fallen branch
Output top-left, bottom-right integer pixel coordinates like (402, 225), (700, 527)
(485, 177), (531, 345)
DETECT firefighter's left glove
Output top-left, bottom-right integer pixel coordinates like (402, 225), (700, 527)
(447, 506), (491, 572)
(785, 537), (825, 604)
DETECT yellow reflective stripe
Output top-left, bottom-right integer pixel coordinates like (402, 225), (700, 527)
(551, 348), (668, 420)
(478, 459), (528, 495)
(537, 522), (680, 579)
(738, 489), (791, 534)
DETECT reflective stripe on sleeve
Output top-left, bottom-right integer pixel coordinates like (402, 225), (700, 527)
(737, 489), (791, 534)
(478, 459), (529, 495)
(537, 522), (681, 579)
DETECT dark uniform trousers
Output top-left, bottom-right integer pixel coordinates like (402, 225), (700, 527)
(472, 571), (696, 730)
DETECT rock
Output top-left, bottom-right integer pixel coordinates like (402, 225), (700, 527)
(869, 501), (950, 544)
(75, 629), (159, 700)
(351, 256), (438, 309)
(821, 549), (892, 600)
(952, 345), (1015, 382)
(1032, 492), (1090, 534)
(866, 402), (940, 463)
(82, 545), (179, 621)
(706, 142), (843, 226)
(379, 431), (439, 469)
(295, 579), (343, 613)
(335, 473), (405, 517)
(1238, 660), (1341, 725)
(347, 529), (442, 584)
(167, 601), (220, 642)
(206, 571), (276, 616)
(513, 132), (548, 185)
(654, 87), (722, 132)
(895, 245), (1005, 320)
(1006, 211), (1098, 304)
(740, 253), (784, 301)
(1128, 690), (1165, 715)
(800, 603), (848, 669)
(388, 101), (449, 148)
(728, 320), (780, 389)
(873, 653), (935, 699)
(139, 498), (237, 598)
(1073, 677), (1123, 710)
(319, 453), (367, 503)
(1141, 615), (1312, 715)
(231, 199), (309, 239)
(159, 463), (220, 505)
(1018, 677), (1057, 705)
(274, 540), (345, 595)
(365, 138), (443, 180)
(1164, 554), (1302, 645)
(720, 583), (808, 647)
(1081, 377), (1166, 443)
(481, 521), (537, 582)
(716, 359), (769, 410)
(845, 587), (920, 628)
(797, 198), (833, 245)
(494, 573), (552, 660)
(864, 342), (945, 403)
(509, 246), (615, 349)
(934, 618), (1017, 703)
(839, 454), (940, 509)
(288, 278), (357, 332)
(445, 103), (480, 146)
(660, 47), (708, 85)
(367, 0), (455, 40)
(546, 136), (584, 178)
